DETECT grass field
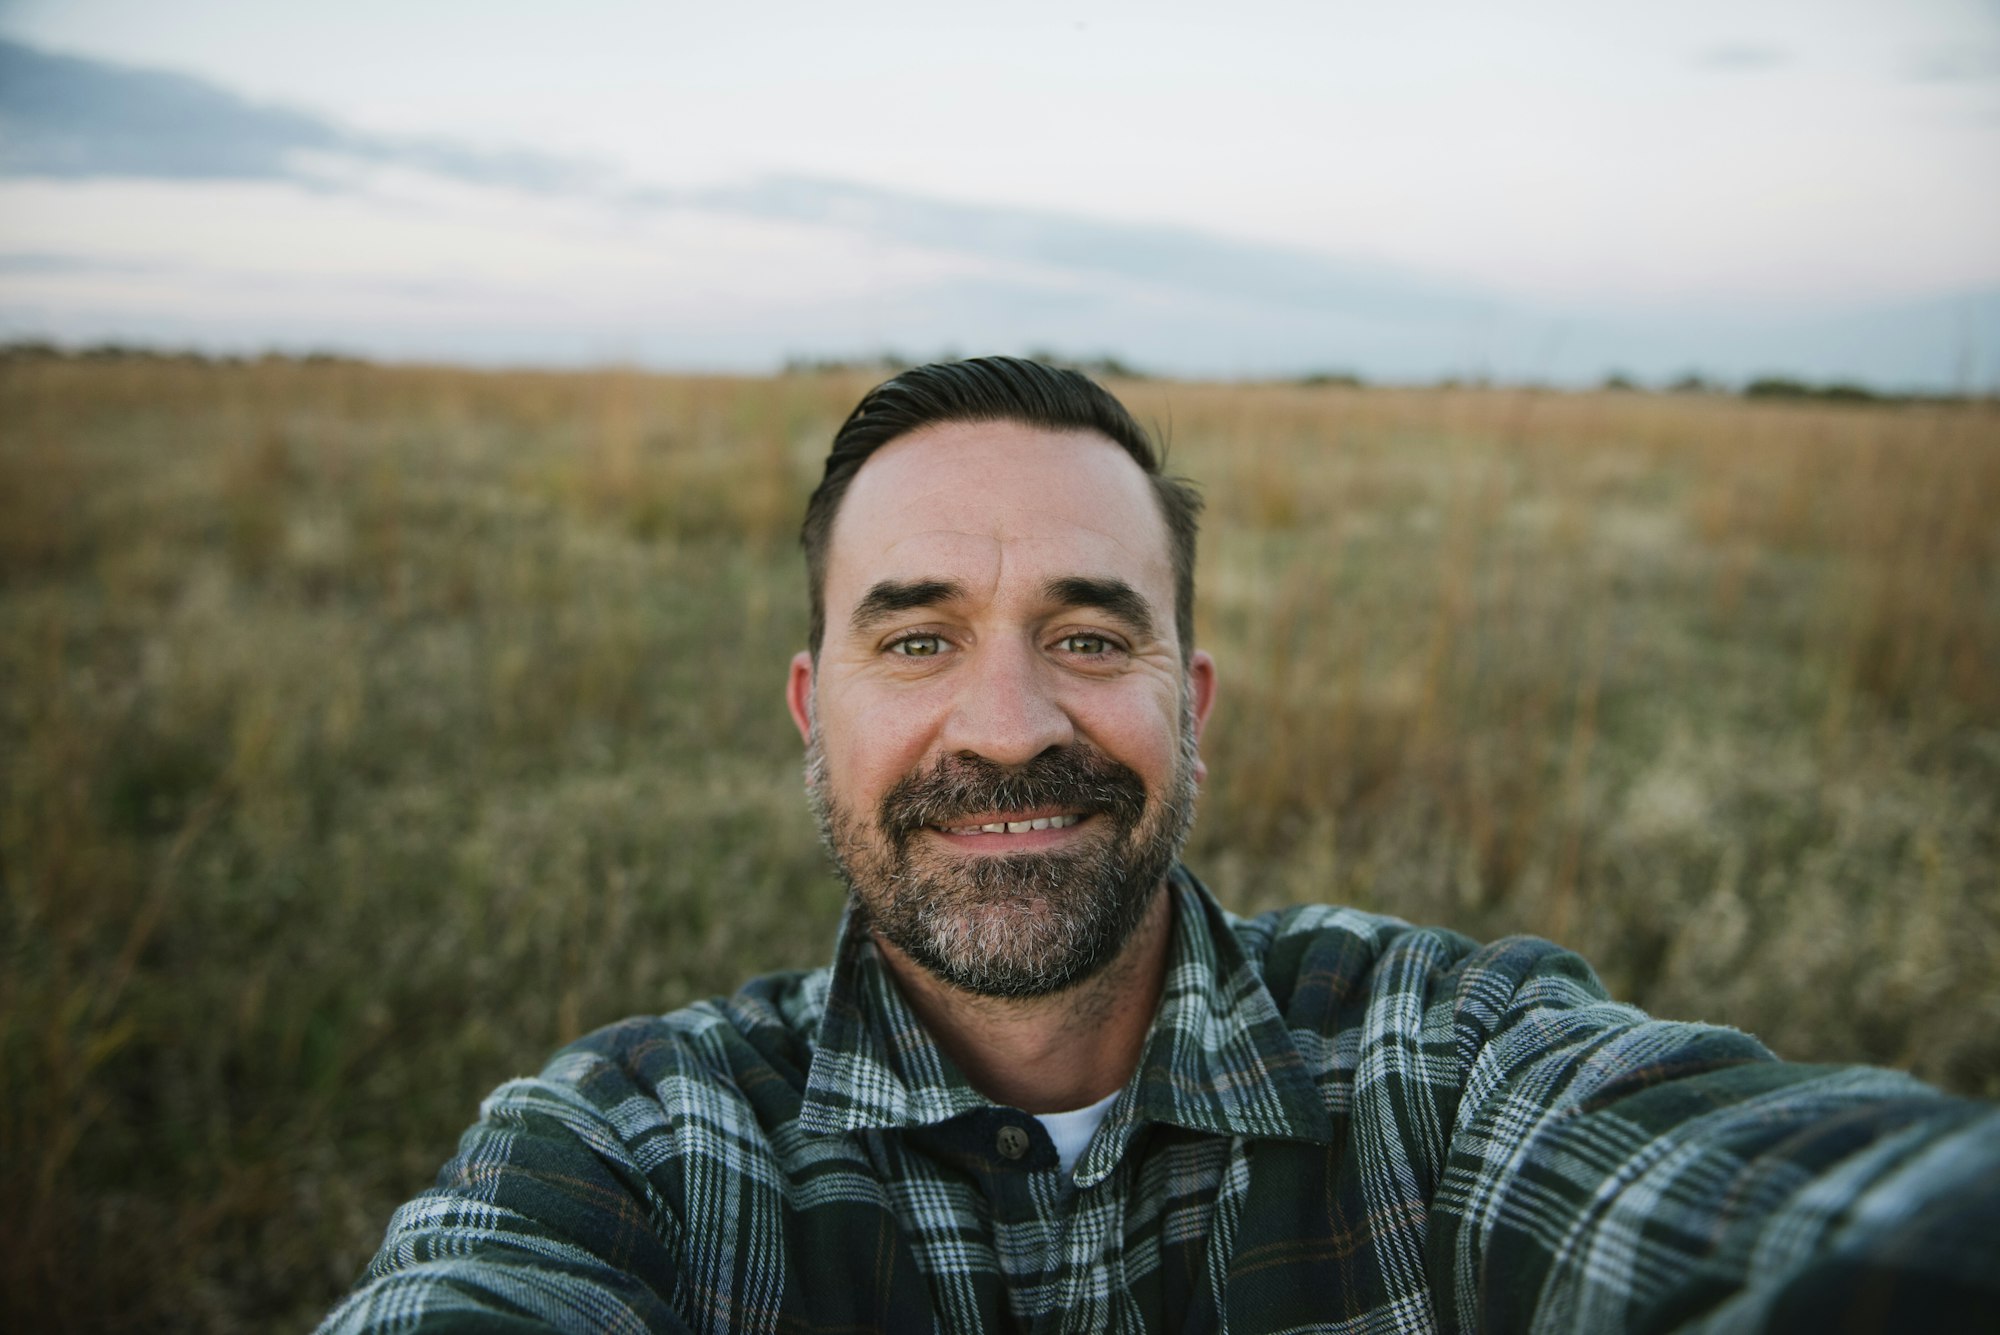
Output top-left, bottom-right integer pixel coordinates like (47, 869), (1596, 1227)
(3, 358), (1996, 1330)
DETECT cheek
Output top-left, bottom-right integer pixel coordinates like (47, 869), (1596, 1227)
(1079, 688), (1184, 777)
(822, 685), (944, 795)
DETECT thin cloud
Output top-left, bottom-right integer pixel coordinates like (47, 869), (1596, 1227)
(0, 250), (165, 274)
(0, 36), (1495, 330)
(1905, 49), (2000, 83)
(0, 37), (599, 191)
(0, 245), (543, 309)
(1692, 43), (1790, 72)
(689, 175), (1496, 322)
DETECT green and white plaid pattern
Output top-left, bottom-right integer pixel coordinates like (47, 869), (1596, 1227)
(323, 867), (1999, 1332)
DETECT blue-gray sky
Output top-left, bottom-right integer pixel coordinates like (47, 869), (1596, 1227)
(1, 0), (1996, 385)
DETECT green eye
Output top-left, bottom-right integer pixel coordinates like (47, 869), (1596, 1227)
(890, 635), (944, 657)
(1060, 635), (1110, 655)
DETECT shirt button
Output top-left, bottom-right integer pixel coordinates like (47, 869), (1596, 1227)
(996, 1125), (1030, 1160)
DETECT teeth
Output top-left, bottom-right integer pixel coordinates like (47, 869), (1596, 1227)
(937, 814), (1082, 835)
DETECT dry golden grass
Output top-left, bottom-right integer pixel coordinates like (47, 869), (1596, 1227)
(2, 359), (1995, 1329)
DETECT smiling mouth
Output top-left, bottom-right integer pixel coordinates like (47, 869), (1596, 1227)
(930, 812), (1087, 836)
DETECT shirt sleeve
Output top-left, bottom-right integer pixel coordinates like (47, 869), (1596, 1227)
(318, 1047), (692, 1334)
(1423, 937), (2000, 1332)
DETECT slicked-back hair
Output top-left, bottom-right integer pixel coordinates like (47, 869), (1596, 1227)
(801, 357), (1203, 661)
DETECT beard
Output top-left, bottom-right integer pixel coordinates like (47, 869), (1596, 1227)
(806, 701), (1200, 1000)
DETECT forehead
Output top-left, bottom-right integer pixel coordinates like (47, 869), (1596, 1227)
(825, 420), (1173, 615)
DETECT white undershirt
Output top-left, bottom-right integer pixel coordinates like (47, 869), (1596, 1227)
(1033, 1089), (1122, 1176)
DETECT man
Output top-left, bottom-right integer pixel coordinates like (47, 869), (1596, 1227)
(325, 358), (1997, 1332)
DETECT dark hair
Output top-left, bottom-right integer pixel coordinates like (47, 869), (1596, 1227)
(801, 356), (1203, 659)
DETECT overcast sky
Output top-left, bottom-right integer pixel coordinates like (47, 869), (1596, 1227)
(2, 0), (1996, 384)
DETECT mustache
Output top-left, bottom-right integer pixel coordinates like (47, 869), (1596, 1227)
(877, 745), (1150, 838)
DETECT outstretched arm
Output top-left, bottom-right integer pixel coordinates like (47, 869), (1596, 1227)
(1422, 941), (2000, 1331)
(320, 1048), (692, 1334)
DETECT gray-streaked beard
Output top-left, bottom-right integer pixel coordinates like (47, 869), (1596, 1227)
(805, 699), (1201, 999)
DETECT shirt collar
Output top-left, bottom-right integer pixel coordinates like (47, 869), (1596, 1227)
(797, 866), (1334, 1174)
(796, 906), (994, 1136)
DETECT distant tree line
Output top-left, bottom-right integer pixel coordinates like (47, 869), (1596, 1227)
(1299, 369), (1980, 403)
(1738, 376), (1890, 403)
(0, 339), (367, 367)
(5, 340), (1983, 404)
(1598, 369), (1978, 405)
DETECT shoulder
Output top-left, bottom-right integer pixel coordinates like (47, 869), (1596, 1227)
(1221, 899), (1755, 1095)
(1223, 898), (1525, 1022)
(1227, 898), (1672, 1016)
(487, 965), (831, 1133)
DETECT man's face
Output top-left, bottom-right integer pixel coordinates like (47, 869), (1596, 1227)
(788, 420), (1216, 998)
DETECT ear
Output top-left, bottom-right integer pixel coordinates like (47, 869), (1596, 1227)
(1187, 649), (1217, 785)
(786, 651), (815, 746)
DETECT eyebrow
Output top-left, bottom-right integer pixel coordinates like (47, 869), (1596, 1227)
(845, 574), (1162, 641)
(1043, 577), (1159, 641)
(849, 579), (967, 636)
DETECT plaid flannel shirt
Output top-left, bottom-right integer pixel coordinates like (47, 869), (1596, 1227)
(324, 867), (1999, 1332)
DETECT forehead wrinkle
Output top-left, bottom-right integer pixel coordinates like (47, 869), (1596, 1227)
(879, 510), (1160, 573)
(875, 443), (1154, 532)
(875, 528), (1004, 595)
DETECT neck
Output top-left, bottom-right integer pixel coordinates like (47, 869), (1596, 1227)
(870, 884), (1175, 1114)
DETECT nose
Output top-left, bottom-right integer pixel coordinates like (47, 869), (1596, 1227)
(938, 638), (1075, 767)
